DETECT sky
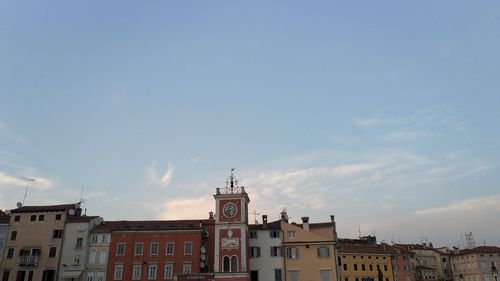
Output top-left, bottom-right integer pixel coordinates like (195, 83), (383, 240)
(1, 1), (500, 247)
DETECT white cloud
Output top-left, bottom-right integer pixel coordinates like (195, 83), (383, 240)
(413, 195), (500, 216)
(146, 162), (175, 188)
(354, 117), (385, 127)
(158, 197), (213, 220)
(385, 130), (429, 141)
(0, 171), (54, 190)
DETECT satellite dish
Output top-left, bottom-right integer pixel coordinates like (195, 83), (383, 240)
(200, 261), (205, 268)
(201, 254), (206, 261)
(16, 202), (23, 208)
(200, 246), (207, 253)
(68, 209), (76, 216)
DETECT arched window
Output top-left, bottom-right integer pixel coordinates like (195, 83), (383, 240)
(223, 256), (230, 272)
(230, 256), (238, 272)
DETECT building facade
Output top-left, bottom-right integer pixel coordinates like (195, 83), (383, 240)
(248, 216), (283, 281)
(0, 203), (82, 281)
(282, 215), (338, 281)
(450, 246), (500, 281)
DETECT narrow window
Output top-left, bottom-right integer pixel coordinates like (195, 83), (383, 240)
(274, 269), (282, 281)
(164, 264), (173, 279)
(183, 263), (192, 273)
(55, 214), (62, 220)
(184, 241), (192, 255)
(76, 238), (83, 248)
(231, 256), (238, 272)
(114, 265), (123, 280)
(48, 247), (57, 258)
(148, 264), (157, 279)
(166, 242), (174, 255)
(10, 231), (17, 240)
(132, 265), (141, 280)
(116, 243), (125, 256)
(223, 256), (230, 272)
(150, 242), (159, 256)
(135, 243), (144, 256)
(30, 215), (36, 221)
(38, 215), (45, 221)
(7, 248), (14, 259)
(14, 216), (20, 222)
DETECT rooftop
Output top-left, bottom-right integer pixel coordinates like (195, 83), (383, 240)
(11, 203), (78, 213)
(94, 219), (209, 232)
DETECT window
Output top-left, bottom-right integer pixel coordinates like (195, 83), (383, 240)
(344, 264), (348, 270)
(274, 269), (282, 281)
(250, 247), (260, 258)
(97, 272), (104, 281)
(100, 235), (107, 243)
(99, 251), (107, 264)
(114, 265), (123, 280)
(7, 248), (14, 259)
(148, 264), (157, 279)
(250, 231), (258, 238)
(91, 235), (98, 243)
(74, 255), (81, 264)
(116, 243), (125, 256)
(183, 263), (192, 273)
(223, 256), (230, 272)
(184, 241), (192, 255)
(135, 243), (144, 256)
(251, 271), (258, 281)
(345, 278), (349, 281)
(384, 264), (388, 271)
(164, 264), (173, 279)
(320, 270), (331, 281)
(370, 264), (373, 271)
(287, 231), (296, 239)
(2, 271), (10, 281)
(30, 215), (36, 221)
(354, 264), (358, 271)
(49, 247), (57, 258)
(362, 264), (366, 271)
(230, 256), (238, 272)
(286, 247), (299, 259)
(39, 215), (45, 221)
(52, 229), (62, 239)
(76, 238), (83, 248)
(14, 216), (20, 222)
(290, 271), (299, 281)
(317, 246), (330, 258)
(150, 242), (159, 256)
(89, 250), (97, 264)
(166, 242), (174, 255)
(10, 231), (17, 240)
(270, 246), (282, 257)
(132, 265), (142, 280)
(87, 273), (94, 281)
(270, 230), (280, 238)
(55, 214), (62, 220)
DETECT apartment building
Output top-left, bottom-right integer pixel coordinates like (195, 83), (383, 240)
(249, 215), (283, 281)
(0, 211), (10, 266)
(282, 215), (338, 281)
(58, 215), (103, 281)
(0, 203), (82, 281)
(339, 243), (395, 281)
(105, 219), (213, 281)
(450, 246), (500, 281)
(85, 221), (114, 281)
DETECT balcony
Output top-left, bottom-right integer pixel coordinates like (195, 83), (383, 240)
(19, 256), (38, 267)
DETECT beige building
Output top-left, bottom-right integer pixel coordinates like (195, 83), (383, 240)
(0, 203), (82, 281)
(450, 246), (500, 281)
(281, 215), (338, 281)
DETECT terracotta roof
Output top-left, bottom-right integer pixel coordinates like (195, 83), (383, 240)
(67, 216), (100, 223)
(11, 203), (77, 213)
(95, 220), (209, 232)
(394, 244), (433, 251)
(340, 243), (398, 255)
(453, 246), (500, 256)
(249, 220), (281, 230)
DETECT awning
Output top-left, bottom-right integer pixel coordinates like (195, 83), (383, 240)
(61, 271), (82, 279)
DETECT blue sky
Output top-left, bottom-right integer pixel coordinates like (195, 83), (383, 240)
(1, 1), (500, 246)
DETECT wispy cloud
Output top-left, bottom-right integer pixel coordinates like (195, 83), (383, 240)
(146, 162), (175, 188)
(159, 197), (212, 220)
(354, 117), (386, 127)
(413, 195), (500, 216)
(0, 171), (55, 190)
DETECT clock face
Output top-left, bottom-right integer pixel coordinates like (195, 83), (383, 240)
(223, 203), (238, 218)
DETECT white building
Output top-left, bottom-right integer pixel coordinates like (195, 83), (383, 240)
(84, 221), (115, 281)
(249, 215), (283, 281)
(58, 215), (103, 281)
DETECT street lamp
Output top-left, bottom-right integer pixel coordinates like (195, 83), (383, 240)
(491, 262), (498, 281)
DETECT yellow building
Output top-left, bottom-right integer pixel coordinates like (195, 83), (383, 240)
(339, 243), (395, 281)
(282, 216), (339, 281)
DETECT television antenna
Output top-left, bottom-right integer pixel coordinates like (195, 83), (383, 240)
(250, 210), (260, 224)
(20, 177), (35, 205)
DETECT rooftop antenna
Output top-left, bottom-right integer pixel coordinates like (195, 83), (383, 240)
(358, 225), (362, 238)
(465, 232), (475, 249)
(20, 177), (35, 205)
(251, 210), (260, 224)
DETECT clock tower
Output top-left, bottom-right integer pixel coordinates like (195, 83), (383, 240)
(213, 170), (250, 281)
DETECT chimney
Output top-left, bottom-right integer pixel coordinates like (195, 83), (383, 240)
(262, 215), (268, 229)
(302, 217), (309, 231)
(331, 214), (338, 240)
